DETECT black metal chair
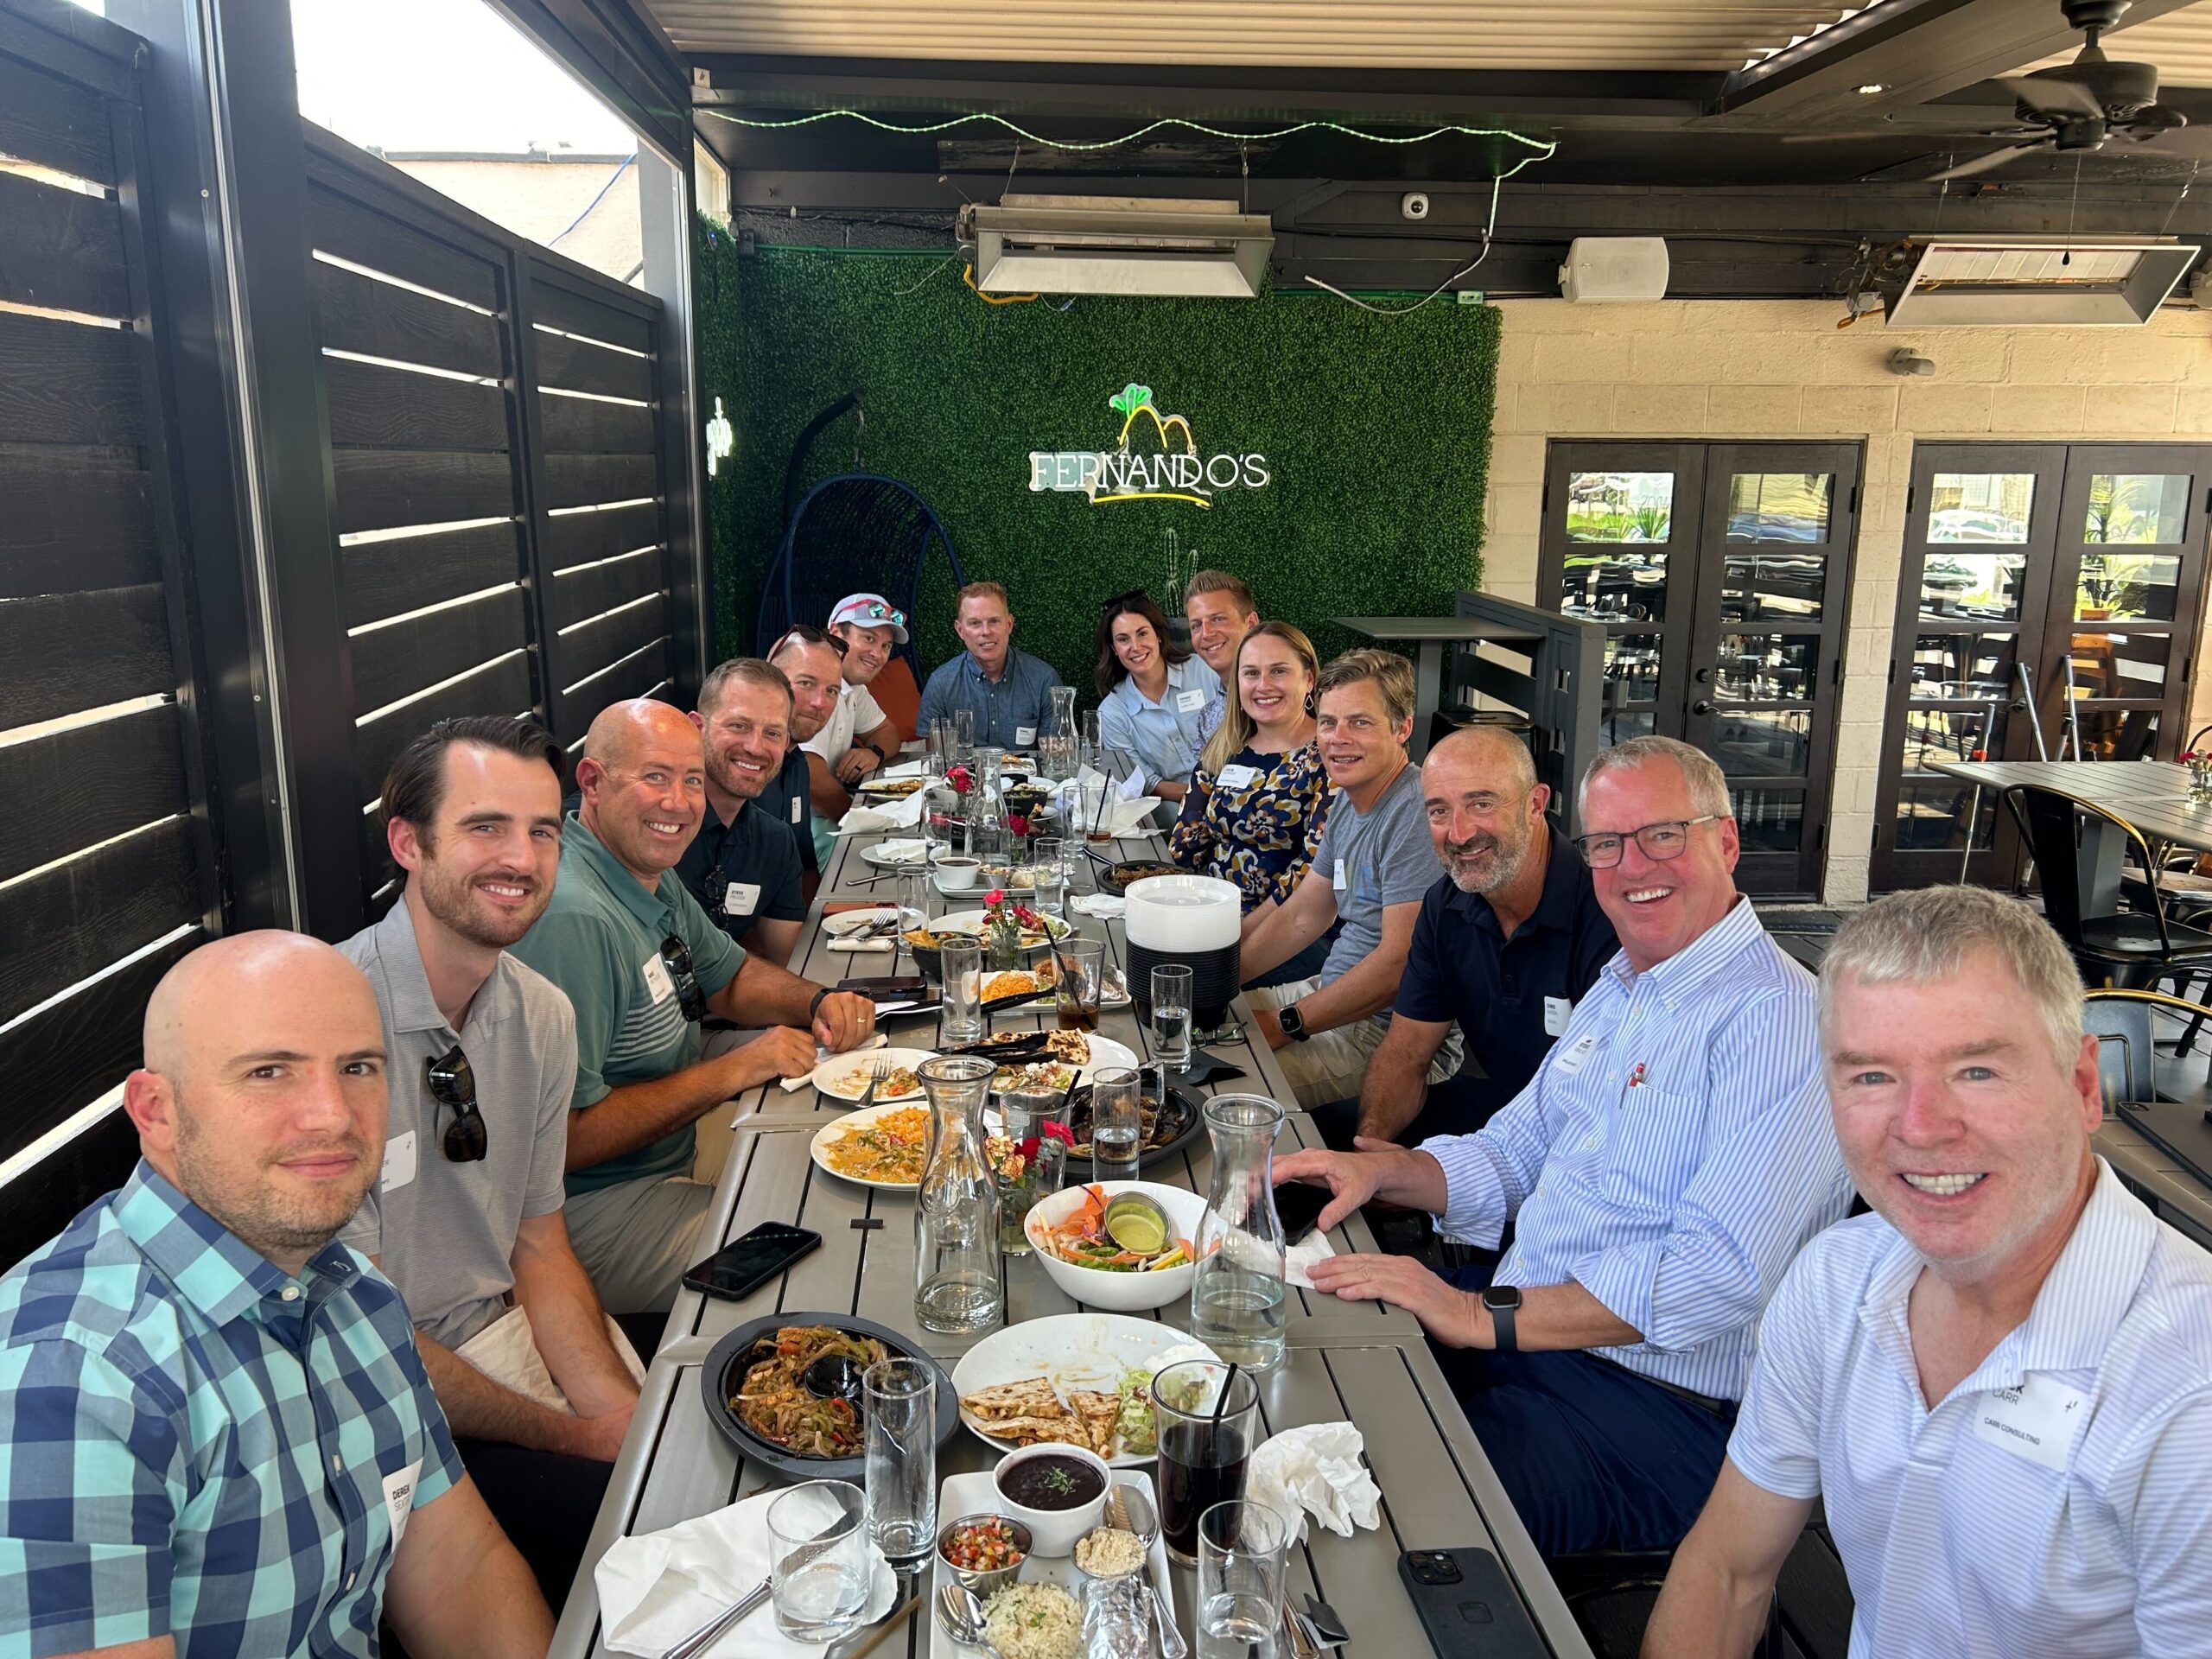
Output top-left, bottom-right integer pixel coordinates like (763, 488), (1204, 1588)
(2001, 784), (2212, 988)
(2083, 987), (2212, 1107)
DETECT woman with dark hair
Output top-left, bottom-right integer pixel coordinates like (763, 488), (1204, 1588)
(1093, 588), (1221, 804)
(1170, 621), (1334, 987)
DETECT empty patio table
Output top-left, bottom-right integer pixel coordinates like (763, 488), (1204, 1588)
(546, 821), (1592, 1659)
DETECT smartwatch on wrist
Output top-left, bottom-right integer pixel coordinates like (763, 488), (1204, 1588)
(808, 987), (831, 1024)
(1277, 1003), (1310, 1042)
(1481, 1284), (1522, 1352)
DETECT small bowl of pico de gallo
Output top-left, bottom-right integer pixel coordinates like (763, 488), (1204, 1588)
(937, 1512), (1031, 1599)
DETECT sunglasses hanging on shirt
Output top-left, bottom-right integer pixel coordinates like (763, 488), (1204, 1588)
(659, 933), (709, 1021)
(424, 1046), (488, 1163)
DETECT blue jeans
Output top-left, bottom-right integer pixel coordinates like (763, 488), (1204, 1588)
(1439, 1264), (1736, 1555)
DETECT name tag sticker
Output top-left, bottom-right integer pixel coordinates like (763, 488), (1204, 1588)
(1974, 1374), (2086, 1472)
(641, 952), (676, 1004)
(1332, 858), (1347, 893)
(1553, 1032), (1599, 1076)
(1544, 996), (1572, 1037)
(1216, 764), (1262, 791)
(1176, 688), (1207, 713)
(381, 1458), (423, 1548)
(791, 796), (804, 824)
(722, 880), (761, 918)
(1015, 726), (1037, 747)
(379, 1130), (417, 1195)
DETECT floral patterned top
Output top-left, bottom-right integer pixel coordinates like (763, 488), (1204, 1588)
(1169, 741), (1330, 912)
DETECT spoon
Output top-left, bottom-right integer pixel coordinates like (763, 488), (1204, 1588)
(1111, 1483), (1188, 1659)
(801, 1355), (866, 1403)
(935, 1583), (998, 1653)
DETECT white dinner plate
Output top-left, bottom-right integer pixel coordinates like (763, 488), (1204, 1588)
(809, 1046), (939, 1104)
(950, 1313), (1220, 1468)
(810, 1101), (929, 1190)
(822, 906), (901, 938)
(931, 909), (1075, 943)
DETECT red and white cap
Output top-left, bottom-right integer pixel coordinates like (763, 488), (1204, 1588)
(828, 593), (909, 643)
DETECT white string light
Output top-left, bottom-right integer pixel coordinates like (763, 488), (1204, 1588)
(701, 108), (1556, 157)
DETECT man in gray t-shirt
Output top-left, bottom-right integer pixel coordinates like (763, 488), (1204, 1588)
(1240, 650), (1464, 1125)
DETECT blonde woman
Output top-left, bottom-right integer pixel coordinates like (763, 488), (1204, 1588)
(1170, 622), (1333, 987)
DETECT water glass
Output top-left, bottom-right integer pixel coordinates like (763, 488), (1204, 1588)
(769, 1480), (874, 1643)
(1028, 860), (1067, 920)
(1090, 1065), (1142, 1183)
(1056, 938), (1106, 1033)
(1153, 1362), (1261, 1565)
(939, 938), (984, 1046)
(861, 1358), (937, 1568)
(1150, 964), (1194, 1071)
(992, 1086), (1067, 1255)
(896, 867), (933, 936)
(953, 709), (976, 766)
(1197, 1500), (1290, 1659)
(1079, 709), (1103, 771)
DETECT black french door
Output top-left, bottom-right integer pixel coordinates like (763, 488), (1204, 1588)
(1538, 441), (1861, 898)
(1872, 442), (2212, 892)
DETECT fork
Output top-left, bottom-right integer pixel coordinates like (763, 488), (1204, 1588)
(855, 1058), (892, 1109)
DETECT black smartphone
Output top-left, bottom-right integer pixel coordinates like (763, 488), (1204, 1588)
(1398, 1548), (1548, 1659)
(1274, 1181), (1332, 1246)
(681, 1223), (822, 1301)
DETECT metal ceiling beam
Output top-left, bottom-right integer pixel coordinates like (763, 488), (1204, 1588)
(689, 53), (1714, 124)
(1716, 0), (2205, 126)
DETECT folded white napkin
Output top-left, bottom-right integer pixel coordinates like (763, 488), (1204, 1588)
(1245, 1421), (1382, 1541)
(826, 936), (893, 955)
(453, 1306), (646, 1413)
(1109, 798), (1162, 836)
(869, 838), (928, 865)
(837, 794), (927, 833)
(1116, 765), (1148, 803)
(1282, 1230), (1338, 1289)
(780, 1032), (890, 1092)
(596, 1488), (898, 1659)
(1071, 894), (1126, 920)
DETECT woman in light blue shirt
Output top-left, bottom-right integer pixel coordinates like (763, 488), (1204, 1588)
(1093, 589), (1221, 803)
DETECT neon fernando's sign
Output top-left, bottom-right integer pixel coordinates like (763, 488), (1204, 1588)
(1028, 383), (1269, 508)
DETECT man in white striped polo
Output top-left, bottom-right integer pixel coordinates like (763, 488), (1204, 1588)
(1277, 736), (1854, 1554)
(1647, 885), (2212, 1658)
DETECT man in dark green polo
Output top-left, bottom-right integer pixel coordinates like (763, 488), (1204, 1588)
(511, 699), (876, 1313)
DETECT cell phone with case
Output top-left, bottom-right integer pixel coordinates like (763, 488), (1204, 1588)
(680, 1223), (822, 1302)
(1397, 1547), (1548, 1659)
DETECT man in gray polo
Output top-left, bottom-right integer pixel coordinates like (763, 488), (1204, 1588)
(341, 715), (645, 1605)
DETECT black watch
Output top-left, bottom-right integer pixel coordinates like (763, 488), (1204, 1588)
(1481, 1284), (1522, 1352)
(1277, 1003), (1310, 1041)
(808, 987), (832, 1023)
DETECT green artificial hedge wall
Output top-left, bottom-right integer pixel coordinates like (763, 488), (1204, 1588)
(697, 229), (1499, 693)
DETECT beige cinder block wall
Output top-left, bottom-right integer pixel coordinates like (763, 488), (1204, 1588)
(1481, 299), (2212, 905)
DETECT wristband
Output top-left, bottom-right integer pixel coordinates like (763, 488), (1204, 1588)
(808, 987), (831, 1023)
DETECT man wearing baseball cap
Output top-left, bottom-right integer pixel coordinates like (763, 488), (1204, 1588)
(804, 595), (910, 830)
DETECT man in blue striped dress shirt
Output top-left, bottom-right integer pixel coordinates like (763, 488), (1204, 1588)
(1280, 736), (1855, 1554)
(1648, 886), (2212, 1658)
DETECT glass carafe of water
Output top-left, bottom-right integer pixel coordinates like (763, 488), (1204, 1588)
(914, 1056), (1004, 1334)
(1189, 1095), (1287, 1372)
(1042, 685), (1079, 780)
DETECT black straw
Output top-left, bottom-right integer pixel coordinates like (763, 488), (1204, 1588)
(1211, 1363), (1241, 1424)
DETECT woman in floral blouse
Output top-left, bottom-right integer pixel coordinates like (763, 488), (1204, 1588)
(1170, 621), (1334, 987)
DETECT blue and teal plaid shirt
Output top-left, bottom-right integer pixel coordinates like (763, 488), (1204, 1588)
(0, 1161), (464, 1658)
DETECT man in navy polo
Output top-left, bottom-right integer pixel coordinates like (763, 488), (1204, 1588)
(1355, 727), (1617, 1146)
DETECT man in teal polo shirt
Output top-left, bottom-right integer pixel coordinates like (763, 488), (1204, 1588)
(512, 699), (876, 1314)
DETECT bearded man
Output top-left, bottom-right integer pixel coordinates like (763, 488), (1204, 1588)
(1354, 726), (1618, 1145)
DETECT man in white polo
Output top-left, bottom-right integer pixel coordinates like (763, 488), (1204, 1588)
(1645, 884), (2212, 1658)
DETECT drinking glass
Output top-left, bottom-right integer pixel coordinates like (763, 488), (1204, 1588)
(953, 709), (976, 766)
(939, 938), (984, 1046)
(992, 1086), (1067, 1255)
(1079, 709), (1103, 771)
(1151, 1361), (1261, 1566)
(929, 717), (956, 766)
(1076, 778), (1113, 846)
(1056, 938), (1106, 1033)
(1196, 1500), (1290, 1659)
(1150, 964), (1194, 1071)
(896, 867), (933, 938)
(1029, 859), (1067, 920)
(861, 1358), (936, 1568)
(1089, 1065), (1142, 1183)
(769, 1480), (873, 1643)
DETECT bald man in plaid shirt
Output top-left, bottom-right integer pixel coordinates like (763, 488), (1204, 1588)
(0, 933), (549, 1659)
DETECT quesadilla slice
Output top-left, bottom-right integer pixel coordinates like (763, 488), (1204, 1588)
(976, 1414), (1095, 1449)
(960, 1376), (1067, 1421)
(1068, 1389), (1122, 1456)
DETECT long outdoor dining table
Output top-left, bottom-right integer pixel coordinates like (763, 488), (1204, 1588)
(549, 817), (1592, 1659)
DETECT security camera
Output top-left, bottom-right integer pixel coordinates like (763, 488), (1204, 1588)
(1402, 192), (1430, 221)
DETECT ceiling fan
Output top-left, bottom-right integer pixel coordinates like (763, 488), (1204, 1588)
(1928, 0), (2212, 181)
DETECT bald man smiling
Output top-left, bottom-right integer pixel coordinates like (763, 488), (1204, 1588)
(509, 699), (876, 1315)
(0, 932), (550, 1659)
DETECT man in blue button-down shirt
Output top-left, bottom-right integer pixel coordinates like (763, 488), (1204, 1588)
(1278, 736), (1854, 1554)
(916, 581), (1065, 752)
(0, 932), (549, 1659)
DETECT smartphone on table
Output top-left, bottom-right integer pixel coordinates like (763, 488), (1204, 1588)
(681, 1222), (822, 1301)
(1274, 1180), (1332, 1246)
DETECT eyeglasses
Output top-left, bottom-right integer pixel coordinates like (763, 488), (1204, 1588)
(424, 1046), (487, 1163)
(846, 600), (906, 626)
(659, 932), (708, 1021)
(1571, 815), (1722, 869)
(768, 624), (848, 661)
(1101, 587), (1150, 613)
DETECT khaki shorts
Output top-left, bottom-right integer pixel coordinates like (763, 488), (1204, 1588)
(1245, 977), (1464, 1110)
(563, 1175), (713, 1315)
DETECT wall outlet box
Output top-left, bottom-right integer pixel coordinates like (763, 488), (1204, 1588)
(1456, 289), (1487, 305)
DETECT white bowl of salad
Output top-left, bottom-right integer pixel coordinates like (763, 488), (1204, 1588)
(1025, 1180), (1211, 1313)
